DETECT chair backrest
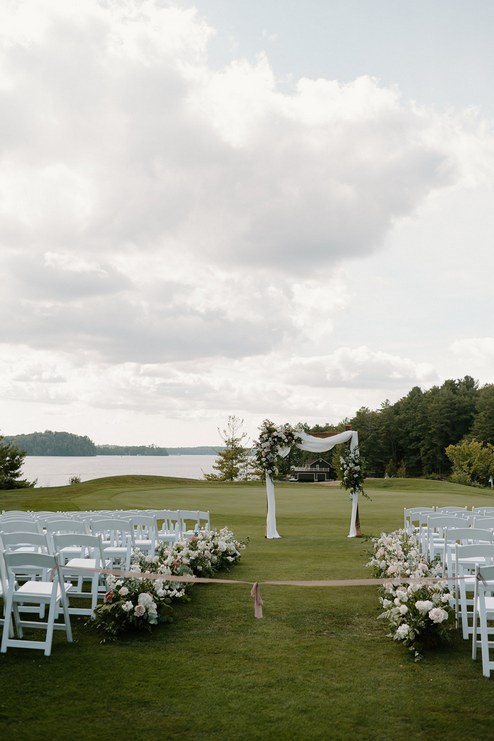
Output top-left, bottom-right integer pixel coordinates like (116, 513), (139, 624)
(3, 550), (60, 580)
(89, 518), (135, 547)
(473, 517), (494, 529)
(45, 519), (88, 536)
(403, 507), (435, 532)
(197, 511), (210, 530)
(436, 506), (468, 513)
(456, 543), (494, 570)
(427, 514), (467, 533)
(0, 512), (34, 522)
(444, 527), (494, 548)
(129, 515), (157, 539)
(0, 531), (51, 554)
(52, 533), (105, 566)
(153, 510), (180, 532)
(0, 520), (41, 534)
(179, 510), (200, 534)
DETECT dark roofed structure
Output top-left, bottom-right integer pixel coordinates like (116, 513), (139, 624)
(291, 457), (335, 482)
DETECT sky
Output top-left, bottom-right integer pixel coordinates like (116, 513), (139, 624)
(1, 0), (494, 447)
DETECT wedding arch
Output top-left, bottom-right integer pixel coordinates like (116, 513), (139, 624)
(254, 422), (361, 539)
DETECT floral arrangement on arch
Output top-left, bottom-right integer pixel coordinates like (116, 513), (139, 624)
(91, 527), (246, 641)
(367, 529), (455, 660)
(253, 419), (302, 478)
(339, 445), (367, 498)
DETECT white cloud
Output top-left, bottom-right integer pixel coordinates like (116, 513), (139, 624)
(1, 1), (494, 444)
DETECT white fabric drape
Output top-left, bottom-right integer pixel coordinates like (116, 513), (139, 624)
(265, 429), (359, 539)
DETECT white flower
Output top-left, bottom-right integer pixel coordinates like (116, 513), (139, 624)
(138, 592), (155, 610)
(415, 600), (434, 614)
(428, 607), (448, 624)
(395, 623), (410, 639)
(399, 604), (408, 615)
(119, 586), (129, 597)
(121, 600), (133, 612)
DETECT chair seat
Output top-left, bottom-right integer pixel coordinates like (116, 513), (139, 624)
(65, 557), (97, 570)
(16, 581), (72, 599)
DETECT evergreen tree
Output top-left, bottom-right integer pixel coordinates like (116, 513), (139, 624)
(470, 384), (494, 444)
(0, 435), (36, 489)
(205, 416), (252, 481)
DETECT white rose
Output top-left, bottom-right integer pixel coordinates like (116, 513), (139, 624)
(395, 623), (410, 639)
(428, 607), (448, 624)
(415, 600), (434, 615)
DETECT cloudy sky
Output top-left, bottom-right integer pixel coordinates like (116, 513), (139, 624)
(1, 0), (494, 447)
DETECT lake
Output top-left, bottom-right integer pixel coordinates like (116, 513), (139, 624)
(21, 455), (218, 488)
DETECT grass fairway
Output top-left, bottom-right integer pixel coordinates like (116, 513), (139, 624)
(1, 476), (494, 740)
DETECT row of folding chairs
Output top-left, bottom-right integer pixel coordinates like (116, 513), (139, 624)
(404, 506), (494, 536)
(404, 507), (494, 562)
(0, 508), (211, 545)
(0, 507), (210, 655)
(0, 532), (113, 656)
(404, 506), (494, 677)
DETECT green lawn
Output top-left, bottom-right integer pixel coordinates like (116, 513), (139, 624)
(1, 476), (493, 740)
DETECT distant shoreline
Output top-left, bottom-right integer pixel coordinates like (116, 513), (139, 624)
(22, 447), (223, 457)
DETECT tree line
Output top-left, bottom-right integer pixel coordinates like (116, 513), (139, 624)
(1, 432), (171, 457)
(309, 375), (494, 481)
(210, 378), (494, 484)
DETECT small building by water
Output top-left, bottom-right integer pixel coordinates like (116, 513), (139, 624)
(291, 458), (335, 482)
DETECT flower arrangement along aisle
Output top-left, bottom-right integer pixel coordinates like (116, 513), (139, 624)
(367, 529), (456, 660)
(91, 527), (246, 641)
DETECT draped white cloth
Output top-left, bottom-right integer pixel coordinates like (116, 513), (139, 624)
(265, 429), (359, 539)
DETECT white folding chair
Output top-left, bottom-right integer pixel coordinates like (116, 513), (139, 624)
(52, 533), (107, 617)
(197, 511), (211, 531)
(44, 519), (89, 557)
(0, 551), (73, 656)
(443, 528), (494, 580)
(89, 518), (135, 570)
(454, 544), (494, 640)
(472, 565), (494, 677)
(403, 507), (435, 536)
(425, 514), (468, 562)
(179, 510), (201, 538)
(129, 515), (158, 556)
(153, 510), (180, 546)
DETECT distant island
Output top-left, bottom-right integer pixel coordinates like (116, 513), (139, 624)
(3, 431), (221, 457)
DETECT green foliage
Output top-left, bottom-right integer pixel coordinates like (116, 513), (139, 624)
(0, 435), (35, 489)
(350, 376), (486, 479)
(4, 430), (97, 456)
(445, 438), (494, 487)
(470, 384), (494, 443)
(205, 415), (252, 481)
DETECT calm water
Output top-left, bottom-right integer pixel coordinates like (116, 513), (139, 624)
(21, 455), (217, 488)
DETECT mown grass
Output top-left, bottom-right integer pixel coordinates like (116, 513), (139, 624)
(1, 476), (494, 740)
